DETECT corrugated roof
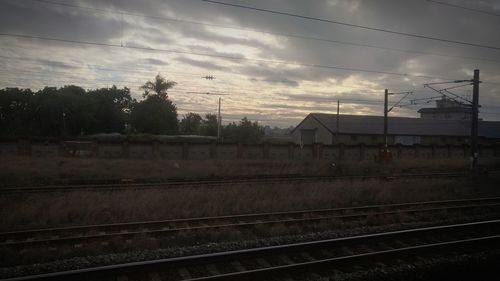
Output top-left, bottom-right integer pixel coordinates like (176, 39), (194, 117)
(305, 113), (500, 138)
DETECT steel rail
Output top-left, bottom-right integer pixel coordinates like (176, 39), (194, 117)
(2, 197), (500, 249)
(4, 219), (500, 281)
(0, 172), (472, 194)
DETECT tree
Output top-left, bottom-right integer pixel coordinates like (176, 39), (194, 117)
(140, 73), (177, 99)
(30, 86), (73, 137)
(1, 85), (132, 137)
(222, 117), (264, 144)
(0, 87), (34, 136)
(179, 112), (202, 135)
(90, 86), (133, 133)
(200, 113), (218, 136)
(131, 75), (179, 134)
(131, 95), (178, 134)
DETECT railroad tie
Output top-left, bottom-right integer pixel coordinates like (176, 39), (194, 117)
(257, 258), (271, 268)
(148, 272), (162, 281)
(308, 273), (323, 280)
(206, 264), (220, 275)
(178, 268), (192, 279)
(321, 249), (334, 257)
(357, 244), (374, 253)
(116, 276), (129, 281)
(410, 237), (424, 245)
(300, 252), (316, 262)
(231, 261), (246, 272)
(340, 246), (354, 255)
(393, 240), (408, 248)
(278, 255), (294, 264)
(330, 269), (344, 277)
(377, 242), (393, 250)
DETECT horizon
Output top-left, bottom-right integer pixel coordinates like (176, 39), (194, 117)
(1, 0), (500, 128)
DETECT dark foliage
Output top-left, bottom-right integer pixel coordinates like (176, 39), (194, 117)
(131, 95), (178, 135)
(179, 112), (203, 135)
(0, 85), (133, 137)
(223, 117), (264, 144)
(200, 113), (218, 136)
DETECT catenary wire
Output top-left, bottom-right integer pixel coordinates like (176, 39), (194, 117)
(18, 0), (500, 64)
(0, 33), (463, 81)
(425, 0), (500, 17)
(201, 0), (500, 51)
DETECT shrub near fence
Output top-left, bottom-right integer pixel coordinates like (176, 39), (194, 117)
(1, 140), (500, 162)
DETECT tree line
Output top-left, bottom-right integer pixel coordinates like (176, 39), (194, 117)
(0, 75), (264, 143)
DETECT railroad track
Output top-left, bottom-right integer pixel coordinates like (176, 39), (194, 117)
(4, 219), (500, 281)
(2, 196), (500, 251)
(0, 172), (479, 194)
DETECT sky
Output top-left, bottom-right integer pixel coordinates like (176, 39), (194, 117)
(1, 0), (499, 127)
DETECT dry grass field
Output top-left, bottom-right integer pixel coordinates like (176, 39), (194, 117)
(1, 156), (500, 232)
(2, 157), (500, 269)
(1, 175), (499, 232)
(1, 156), (499, 187)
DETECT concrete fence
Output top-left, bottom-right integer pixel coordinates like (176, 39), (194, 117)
(1, 140), (499, 162)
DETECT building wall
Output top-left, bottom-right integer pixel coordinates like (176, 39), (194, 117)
(292, 116), (333, 145)
(2, 141), (499, 163)
(420, 111), (471, 120)
(296, 131), (470, 146)
(333, 134), (386, 145)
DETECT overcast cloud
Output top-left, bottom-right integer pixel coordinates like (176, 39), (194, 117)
(1, 0), (499, 126)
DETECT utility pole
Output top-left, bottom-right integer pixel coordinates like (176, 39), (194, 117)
(62, 111), (67, 137)
(201, 75), (223, 142)
(384, 89), (389, 157)
(471, 69), (480, 170)
(382, 89), (412, 161)
(336, 99), (340, 143)
(217, 97), (221, 143)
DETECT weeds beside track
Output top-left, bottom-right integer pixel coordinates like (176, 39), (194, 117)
(0, 172), (483, 194)
(2, 196), (500, 251)
(4, 219), (500, 281)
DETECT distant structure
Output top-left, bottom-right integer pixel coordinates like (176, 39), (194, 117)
(292, 97), (500, 146)
(418, 96), (472, 120)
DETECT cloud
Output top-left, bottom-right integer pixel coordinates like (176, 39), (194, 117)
(0, 0), (499, 127)
(140, 58), (169, 66)
(175, 56), (229, 71)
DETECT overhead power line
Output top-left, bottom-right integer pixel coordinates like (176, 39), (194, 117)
(201, 0), (500, 51)
(21, 0), (500, 64)
(0, 53), (303, 85)
(425, 0), (500, 17)
(0, 33), (461, 81)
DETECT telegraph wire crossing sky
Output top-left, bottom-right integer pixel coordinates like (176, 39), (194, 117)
(0, 0), (499, 126)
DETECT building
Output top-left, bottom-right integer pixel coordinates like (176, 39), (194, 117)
(291, 113), (500, 145)
(418, 96), (472, 120)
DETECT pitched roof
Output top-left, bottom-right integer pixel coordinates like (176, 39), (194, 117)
(298, 113), (500, 138)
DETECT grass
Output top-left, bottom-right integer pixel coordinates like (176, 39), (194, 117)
(1, 156), (499, 187)
(1, 175), (500, 232)
(0, 156), (331, 187)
